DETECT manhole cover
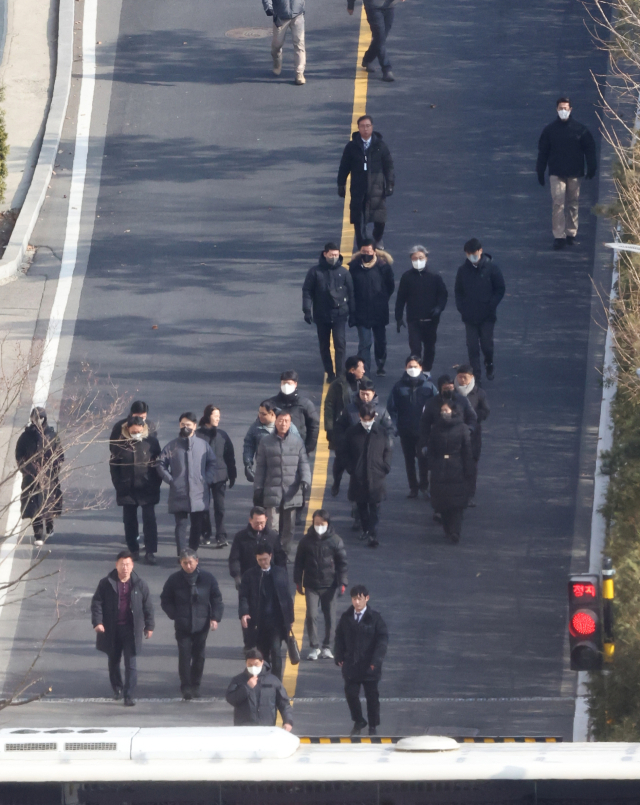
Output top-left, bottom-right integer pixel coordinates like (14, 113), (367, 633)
(226, 27), (271, 39)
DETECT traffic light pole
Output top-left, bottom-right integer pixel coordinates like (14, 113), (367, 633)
(602, 557), (615, 662)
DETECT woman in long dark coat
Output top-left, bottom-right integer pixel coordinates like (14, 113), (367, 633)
(15, 407), (64, 545)
(427, 402), (473, 544)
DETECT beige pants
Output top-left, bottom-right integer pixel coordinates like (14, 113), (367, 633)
(550, 176), (581, 239)
(272, 15), (306, 77)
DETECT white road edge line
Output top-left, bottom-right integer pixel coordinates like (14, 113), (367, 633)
(9, 696), (577, 704)
(0, 0), (98, 607)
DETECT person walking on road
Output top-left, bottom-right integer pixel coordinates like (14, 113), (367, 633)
(253, 410), (311, 554)
(338, 115), (394, 249)
(334, 584), (388, 736)
(387, 356), (437, 499)
(160, 549), (224, 700)
(263, 0), (306, 85)
(110, 401), (156, 454)
(536, 97), (597, 250)
(294, 509), (348, 661)
(16, 407), (64, 547)
(91, 550), (154, 707)
(302, 242), (355, 382)
(109, 414), (161, 564)
(419, 374), (477, 453)
(347, 0), (405, 82)
(196, 405), (237, 549)
(157, 413), (217, 556)
(265, 371), (320, 456)
(427, 402), (474, 544)
(454, 239), (505, 382)
(226, 648), (294, 729)
(344, 404), (392, 547)
(395, 245), (448, 374)
(229, 506), (287, 589)
(239, 540), (295, 680)
(454, 364), (490, 507)
(349, 239), (395, 377)
(243, 401), (301, 482)
(324, 356), (367, 447)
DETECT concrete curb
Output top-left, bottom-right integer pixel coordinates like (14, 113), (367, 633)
(0, 0), (73, 286)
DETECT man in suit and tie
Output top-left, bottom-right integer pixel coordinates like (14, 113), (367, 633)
(334, 584), (388, 736)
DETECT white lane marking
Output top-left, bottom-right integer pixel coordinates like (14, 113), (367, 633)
(0, 0), (98, 608)
(22, 696), (575, 704)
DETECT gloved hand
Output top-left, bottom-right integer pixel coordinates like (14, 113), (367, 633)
(338, 185), (346, 198)
(265, 7), (274, 14)
(348, 315), (355, 328)
(244, 464), (255, 483)
(296, 584), (303, 595)
(234, 577), (242, 591)
(537, 172), (545, 187)
(253, 489), (264, 507)
(339, 585), (346, 596)
(304, 313), (313, 325)
(302, 482), (311, 497)
(586, 171), (596, 180)
(386, 185), (394, 197)
(228, 477), (235, 489)
(396, 319), (406, 334)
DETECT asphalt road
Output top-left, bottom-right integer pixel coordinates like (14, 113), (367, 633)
(0, 0), (611, 738)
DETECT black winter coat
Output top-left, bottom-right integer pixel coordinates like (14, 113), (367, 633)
(387, 373), (438, 440)
(226, 662), (293, 726)
(91, 570), (154, 655)
(395, 267), (448, 324)
(109, 423), (161, 507)
(109, 417), (157, 454)
(239, 565), (295, 633)
(338, 131), (395, 225)
(15, 424), (64, 520)
(196, 426), (237, 485)
(349, 253), (395, 328)
(334, 606), (388, 682)
(456, 382), (490, 460)
(334, 396), (395, 451)
(419, 392), (477, 449)
(427, 411), (474, 513)
(160, 568), (224, 634)
(302, 254), (355, 324)
(536, 117), (597, 179)
(454, 254), (505, 326)
(294, 526), (348, 590)
(264, 390), (320, 454)
(229, 525), (287, 581)
(345, 421), (392, 504)
(324, 373), (368, 441)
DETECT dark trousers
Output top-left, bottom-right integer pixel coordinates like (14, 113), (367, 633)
(345, 678), (380, 727)
(256, 625), (285, 681)
(467, 458), (478, 499)
(203, 481), (227, 540)
(357, 324), (387, 373)
(122, 503), (158, 554)
(356, 500), (380, 535)
(354, 198), (385, 249)
(305, 586), (337, 649)
(174, 510), (206, 555)
(407, 319), (438, 372)
(464, 320), (495, 379)
(441, 508), (464, 542)
(108, 623), (137, 697)
(363, 5), (394, 70)
(316, 317), (347, 377)
(399, 434), (428, 492)
(32, 517), (54, 538)
(332, 452), (347, 485)
(175, 627), (209, 693)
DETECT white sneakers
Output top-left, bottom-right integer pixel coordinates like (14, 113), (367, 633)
(33, 539), (44, 547)
(308, 647), (334, 660)
(295, 74), (306, 85)
(320, 647), (334, 659)
(307, 648), (321, 661)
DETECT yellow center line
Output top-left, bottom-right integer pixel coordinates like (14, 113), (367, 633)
(279, 7), (370, 711)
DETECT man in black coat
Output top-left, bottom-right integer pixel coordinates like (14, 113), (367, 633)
(419, 374), (477, 452)
(454, 238), (505, 382)
(91, 550), (154, 707)
(226, 649), (293, 729)
(454, 364), (490, 505)
(109, 401), (156, 455)
(239, 541), (294, 681)
(338, 115), (394, 249)
(264, 370), (320, 455)
(349, 240), (395, 377)
(197, 405), (237, 548)
(229, 507), (287, 589)
(334, 584), (388, 736)
(302, 242), (355, 382)
(395, 245), (448, 373)
(160, 549), (224, 700)
(109, 415), (162, 564)
(536, 97), (597, 250)
(347, 0), (405, 82)
(344, 404), (392, 548)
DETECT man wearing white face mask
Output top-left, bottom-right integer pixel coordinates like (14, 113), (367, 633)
(395, 245), (448, 373)
(265, 370), (320, 455)
(537, 96), (597, 250)
(225, 648), (293, 728)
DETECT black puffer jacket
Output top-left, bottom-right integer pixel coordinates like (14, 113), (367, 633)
(536, 117), (597, 179)
(109, 423), (162, 506)
(345, 421), (392, 504)
(196, 426), (237, 486)
(387, 373), (438, 440)
(226, 662), (293, 726)
(302, 253), (355, 324)
(294, 526), (348, 590)
(229, 525), (287, 581)
(91, 570), (154, 655)
(338, 131), (395, 225)
(15, 423), (64, 520)
(334, 395), (395, 451)
(419, 392), (477, 450)
(334, 605), (388, 682)
(160, 568), (224, 634)
(427, 409), (474, 513)
(264, 390), (320, 454)
(454, 254), (505, 326)
(349, 251), (395, 328)
(395, 267), (448, 324)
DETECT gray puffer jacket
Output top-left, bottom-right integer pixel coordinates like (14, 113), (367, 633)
(254, 431), (311, 510)
(262, 0), (305, 20)
(157, 436), (217, 513)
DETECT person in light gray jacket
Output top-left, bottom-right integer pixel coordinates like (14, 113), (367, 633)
(263, 0), (306, 85)
(253, 410), (311, 554)
(243, 401), (300, 482)
(157, 412), (217, 556)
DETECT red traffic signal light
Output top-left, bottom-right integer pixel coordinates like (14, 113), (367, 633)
(568, 575), (602, 671)
(570, 611), (597, 636)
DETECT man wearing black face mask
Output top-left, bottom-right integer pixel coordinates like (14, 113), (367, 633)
(302, 242), (355, 382)
(158, 413), (217, 557)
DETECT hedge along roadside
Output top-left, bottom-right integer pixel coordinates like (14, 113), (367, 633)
(0, 0), (74, 286)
